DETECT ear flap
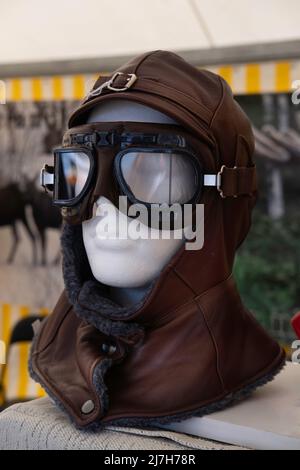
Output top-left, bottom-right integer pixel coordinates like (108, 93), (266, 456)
(235, 133), (255, 167)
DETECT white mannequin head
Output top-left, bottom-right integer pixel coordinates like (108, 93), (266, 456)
(82, 100), (186, 297)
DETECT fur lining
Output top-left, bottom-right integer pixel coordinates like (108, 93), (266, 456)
(28, 320), (111, 431)
(30, 223), (285, 431)
(61, 223), (151, 337)
(29, 223), (152, 429)
(101, 357), (286, 429)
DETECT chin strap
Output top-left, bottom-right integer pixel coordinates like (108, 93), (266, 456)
(204, 165), (257, 198)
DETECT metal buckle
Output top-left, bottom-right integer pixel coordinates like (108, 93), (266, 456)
(40, 166), (54, 191)
(217, 165), (239, 198)
(107, 72), (137, 92)
(86, 72), (137, 101)
(216, 165), (226, 198)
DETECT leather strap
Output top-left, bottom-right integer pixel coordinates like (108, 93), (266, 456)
(85, 73), (213, 125)
(218, 165), (257, 198)
(85, 73), (257, 199)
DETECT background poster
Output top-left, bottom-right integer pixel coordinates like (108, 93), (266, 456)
(0, 92), (299, 351)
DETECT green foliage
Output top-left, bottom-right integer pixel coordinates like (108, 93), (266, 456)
(234, 210), (300, 331)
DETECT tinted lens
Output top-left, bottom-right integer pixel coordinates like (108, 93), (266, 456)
(55, 150), (90, 202)
(120, 151), (198, 204)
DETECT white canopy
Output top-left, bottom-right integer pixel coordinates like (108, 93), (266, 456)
(0, 0), (299, 65)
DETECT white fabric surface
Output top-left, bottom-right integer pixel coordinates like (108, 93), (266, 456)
(0, 397), (244, 450)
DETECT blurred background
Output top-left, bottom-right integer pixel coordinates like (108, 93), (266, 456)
(0, 0), (299, 406)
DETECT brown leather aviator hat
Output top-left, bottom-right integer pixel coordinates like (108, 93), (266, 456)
(30, 50), (285, 429)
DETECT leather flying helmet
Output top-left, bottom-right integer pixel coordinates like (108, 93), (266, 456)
(31, 50), (285, 429)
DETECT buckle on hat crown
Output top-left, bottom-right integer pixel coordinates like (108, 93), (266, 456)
(85, 72), (137, 101)
(107, 72), (137, 91)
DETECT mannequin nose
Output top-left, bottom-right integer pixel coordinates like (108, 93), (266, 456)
(95, 196), (112, 207)
(92, 196), (114, 218)
(95, 196), (113, 211)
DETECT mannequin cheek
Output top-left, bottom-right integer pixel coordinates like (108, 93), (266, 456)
(82, 197), (186, 287)
(100, 237), (182, 288)
(82, 222), (185, 288)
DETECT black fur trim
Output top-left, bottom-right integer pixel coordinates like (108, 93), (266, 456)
(60, 223), (151, 337)
(28, 323), (112, 431)
(31, 223), (285, 432)
(100, 357), (286, 429)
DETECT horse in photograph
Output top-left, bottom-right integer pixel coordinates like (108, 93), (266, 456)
(24, 179), (62, 265)
(0, 183), (37, 264)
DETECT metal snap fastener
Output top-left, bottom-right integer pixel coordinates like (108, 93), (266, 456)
(101, 343), (117, 355)
(81, 400), (95, 414)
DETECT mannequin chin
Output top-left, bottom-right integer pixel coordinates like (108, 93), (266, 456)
(82, 196), (184, 289)
(82, 99), (185, 303)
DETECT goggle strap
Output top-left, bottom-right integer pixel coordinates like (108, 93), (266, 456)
(41, 163), (257, 200)
(40, 166), (54, 188)
(203, 174), (219, 187)
(204, 165), (257, 198)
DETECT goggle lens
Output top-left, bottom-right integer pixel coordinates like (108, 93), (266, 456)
(119, 150), (198, 204)
(54, 149), (91, 203)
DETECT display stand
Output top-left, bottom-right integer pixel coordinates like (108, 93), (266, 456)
(163, 362), (300, 450)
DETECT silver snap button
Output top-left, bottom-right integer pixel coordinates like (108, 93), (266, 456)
(81, 400), (95, 414)
(101, 343), (117, 355)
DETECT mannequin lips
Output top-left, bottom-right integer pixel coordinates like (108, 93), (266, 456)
(94, 237), (135, 251)
(83, 197), (142, 250)
(94, 228), (136, 250)
(83, 214), (136, 250)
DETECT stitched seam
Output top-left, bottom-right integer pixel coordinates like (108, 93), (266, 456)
(194, 298), (226, 391)
(144, 79), (212, 113)
(32, 357), (96, 421)
(172, 267), (198, 296)
(32, 348), (102, 424)
(137, 78), (212, 119)
(32, 305), (72, 355)
(134, 50), (162, 74)
(209, 76), (226, 129)
(195, 273), (234, 302)
(132, 49), (213, 120)
(149, 297), (197, 329)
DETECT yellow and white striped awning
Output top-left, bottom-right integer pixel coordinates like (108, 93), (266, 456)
(0, 303), (48, 404)
(1, 60), (299, 102)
